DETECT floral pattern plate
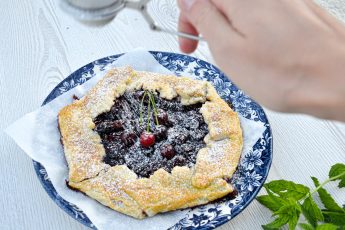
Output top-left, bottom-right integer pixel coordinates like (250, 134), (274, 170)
(33, 51), (272, 229)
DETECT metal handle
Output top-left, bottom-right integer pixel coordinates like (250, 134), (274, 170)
(125, 0), (204, 41)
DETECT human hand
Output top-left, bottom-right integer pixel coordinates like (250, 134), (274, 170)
(178, 0), (345, 121)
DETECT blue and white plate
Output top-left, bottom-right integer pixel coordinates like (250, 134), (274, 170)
(33, 51), (272, 229)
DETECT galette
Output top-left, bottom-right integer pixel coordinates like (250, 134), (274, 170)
(58, 66), (243, 219)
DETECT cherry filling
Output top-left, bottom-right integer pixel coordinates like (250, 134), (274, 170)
(93, 90), (208, 178)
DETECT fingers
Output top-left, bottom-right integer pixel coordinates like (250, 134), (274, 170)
(178, 0), (238, 48)
(178, 13), (199, 53)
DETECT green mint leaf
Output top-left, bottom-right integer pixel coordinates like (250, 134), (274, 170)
(302, 195), (324, 227)
(288, 210), (300, 230)
(273, 202), (301, 230)
(257, 195), (285, 212)
(265, 185), (289, 205)
(311, 177), (343, 212)
(340, 180), (345, 188)
(262, 202), (301, 229)
(263, 215), (290, 229)
(322, 210), (345, 225)
(299, 223), (315, 230)
(329, 163), (345, 188)
(315, 223), (338, 230)
(262, 224), (279, 230)
(265, 180), (310, 200)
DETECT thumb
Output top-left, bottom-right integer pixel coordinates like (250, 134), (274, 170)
(178, 0), (235, 43)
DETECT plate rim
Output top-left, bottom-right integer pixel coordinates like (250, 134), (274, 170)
(33, 51), (273, 229)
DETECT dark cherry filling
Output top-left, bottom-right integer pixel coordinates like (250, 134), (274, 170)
(93, 90), (208, 178)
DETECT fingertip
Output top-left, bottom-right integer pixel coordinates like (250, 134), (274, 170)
(178, 14), (199, 53)
(179, 37), (198, 53)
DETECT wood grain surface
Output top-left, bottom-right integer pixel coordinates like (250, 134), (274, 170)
(1, 0), (345, 229)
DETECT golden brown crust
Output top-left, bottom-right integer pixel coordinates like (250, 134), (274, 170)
(59, 101), (110, 182)
(69, 166), (146, 219)
(124, 167), (232, 217)
(58, 67), (243, 219)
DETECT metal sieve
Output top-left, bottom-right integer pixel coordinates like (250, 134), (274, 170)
(61, 0), (203, 41)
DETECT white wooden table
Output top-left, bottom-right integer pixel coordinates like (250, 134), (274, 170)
(1, 0), (345, 229)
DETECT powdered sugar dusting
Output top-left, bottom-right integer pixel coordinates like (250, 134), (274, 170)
(93, 90), (209, 178)
(85, 67), (132, 119)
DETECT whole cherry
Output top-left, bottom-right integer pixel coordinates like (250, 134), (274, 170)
(157, 109), (169, 125)
(160, 144), (175, 159)
(140, 131), (155, 148)
(120, 131), (136, 147)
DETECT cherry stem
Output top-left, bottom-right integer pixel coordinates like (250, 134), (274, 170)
(139, 91), (148, 126)
(139, 90), (159, 132)
(148, 92), (159, 126)
(147, 95), (151, 132)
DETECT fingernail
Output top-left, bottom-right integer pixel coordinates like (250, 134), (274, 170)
(179, 0), (197, 11)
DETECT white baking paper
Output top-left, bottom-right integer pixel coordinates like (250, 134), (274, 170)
(5, 49), (266, 230)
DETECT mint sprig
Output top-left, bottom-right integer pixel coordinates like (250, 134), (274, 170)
(257, 163), (345, 229)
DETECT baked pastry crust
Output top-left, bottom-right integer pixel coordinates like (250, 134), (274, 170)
(59, 67), (243, 219)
